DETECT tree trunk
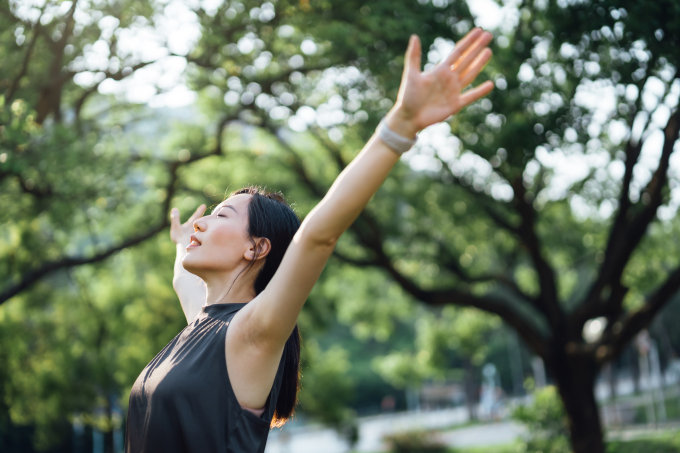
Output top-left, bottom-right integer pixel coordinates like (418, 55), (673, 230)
(104, 428), (114, 453)
(463, 360), (478, 421)
(630, 347), (641, 393)
(550, 352), (605, 453)
(606, 363), (617, 400)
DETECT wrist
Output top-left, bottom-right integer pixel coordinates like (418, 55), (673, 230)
(377, 120), (416, 155)
(384, 108), (419, 139)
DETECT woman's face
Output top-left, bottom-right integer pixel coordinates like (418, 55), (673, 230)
(181, 193), (253, 276)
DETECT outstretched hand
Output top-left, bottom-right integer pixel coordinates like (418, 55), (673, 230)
(386, 28), (494, 138)
(170, 204), (206, 247)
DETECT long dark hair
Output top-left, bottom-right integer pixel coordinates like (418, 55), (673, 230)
(231, 186), (301, 428)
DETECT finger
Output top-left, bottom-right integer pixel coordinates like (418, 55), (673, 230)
(459, 48), (493, 87)
(170, 207), (180, 227)
(450, 31), (492, 74)
(443, 28), (483, 68)
(404, 34), (422, 76)
(458, 80), (494, 109)
(187, 204), (206, 224)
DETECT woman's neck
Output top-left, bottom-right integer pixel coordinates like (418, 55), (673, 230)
(203, 269), (258, 306)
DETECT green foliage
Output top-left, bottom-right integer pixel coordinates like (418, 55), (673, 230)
(383, 430), (449, 453)
(296, 339), (355, 428)
(0, 235), (184, 448)
(607, 433), (680, 453)
(374, 306), (501, 388)
(456, 445), (519, 453)
(317, 266), (415, 342)
(3, 1), (680, 452)
(512, 386), (571, 453)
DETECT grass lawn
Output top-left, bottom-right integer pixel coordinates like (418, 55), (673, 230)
(453, 443), (520, 453)
(607, 430), (680, 453)
(353, 428), (680, 453)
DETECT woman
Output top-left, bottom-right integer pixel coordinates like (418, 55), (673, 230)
(125, 28), (494, 452)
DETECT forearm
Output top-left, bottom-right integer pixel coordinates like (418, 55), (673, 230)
(173, 243), (206, 323)
(299, 123), (404, 245)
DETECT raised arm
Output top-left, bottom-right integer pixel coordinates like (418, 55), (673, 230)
(170, 204), (207, 323)
(233, 29), (494, 349)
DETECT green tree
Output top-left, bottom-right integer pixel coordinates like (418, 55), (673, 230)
(0, 0), (173, 304)
(0, 0), (182, 448)
(285, 1), (679, 452)
(3, 2), (680, 453)
(0, 237), (185, 450)
(187, 1), (678, 452)
(375, 306), (500, 420)
(1, 0), (470, 447)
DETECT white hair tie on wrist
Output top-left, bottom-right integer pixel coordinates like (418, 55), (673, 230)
(377, 120), (417, 155)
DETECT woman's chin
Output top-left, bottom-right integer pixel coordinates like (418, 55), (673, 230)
(181, 257), (205, 278)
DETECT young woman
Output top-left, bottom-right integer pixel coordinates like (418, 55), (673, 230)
(125, 28), (494, 452)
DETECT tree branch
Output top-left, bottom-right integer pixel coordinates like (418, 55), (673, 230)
(435, 152), (519, 235)
(0, 158), (178, 305)
(35, 0), (79, 123)
(332, 248), (377, 267)
(0, 168), (53, 198)
(0, 221), (167, 305)
(602, 263), (680, 364)
(510, 176), (564, 333)
(258, 122), (326, 198)
(434, 237), (539, 308)
(307, 125), (351, 172)
(373, 245), (548, 356)
(575, 103), (680, 327)
(4, 3), (46, 103)
(336, 194), (549, 356)
(73, 60), (156, 121)
(0, 113), (238, 305)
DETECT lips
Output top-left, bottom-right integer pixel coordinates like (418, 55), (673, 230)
(187, 234), (201, 249)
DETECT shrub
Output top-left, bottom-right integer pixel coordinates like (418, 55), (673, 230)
(512, 385), (571, 453)
(383, 429), (449, 453)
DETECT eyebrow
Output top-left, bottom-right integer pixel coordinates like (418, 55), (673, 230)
(213, 204), (238, 214)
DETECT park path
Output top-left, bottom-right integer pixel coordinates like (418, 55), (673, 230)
(265, 371), (680, 453)
(265, 406), (525, 453)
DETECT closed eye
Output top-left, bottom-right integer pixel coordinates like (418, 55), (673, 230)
(212, 204), (237, 217)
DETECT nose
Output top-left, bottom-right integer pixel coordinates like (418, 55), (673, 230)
(193, 217), (206, 232)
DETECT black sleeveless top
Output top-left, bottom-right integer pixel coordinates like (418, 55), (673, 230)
(125, 303), (285, 453)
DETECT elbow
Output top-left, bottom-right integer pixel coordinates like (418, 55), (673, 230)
(295, 222), (340, 250)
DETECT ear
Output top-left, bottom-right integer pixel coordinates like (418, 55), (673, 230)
(244, 237), (272, 262)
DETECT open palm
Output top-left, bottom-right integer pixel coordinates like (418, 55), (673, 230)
(391, 29), (494, 136)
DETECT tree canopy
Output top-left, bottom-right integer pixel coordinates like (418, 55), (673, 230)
(1, 1), (679, 452)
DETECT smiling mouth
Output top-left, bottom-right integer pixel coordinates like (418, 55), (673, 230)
(188, 235), (201, 248)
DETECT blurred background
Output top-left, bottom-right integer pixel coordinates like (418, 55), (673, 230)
(1, 0), (680, 452)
